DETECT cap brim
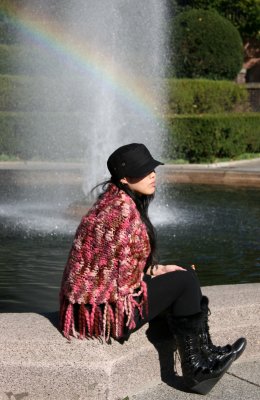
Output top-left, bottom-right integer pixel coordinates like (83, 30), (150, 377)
(127, 158), (164, 178)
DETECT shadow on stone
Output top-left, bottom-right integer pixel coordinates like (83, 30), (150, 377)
(40, 310), (59, 330)
(145, 315), (192, 393)
(40, 310), (193, 394)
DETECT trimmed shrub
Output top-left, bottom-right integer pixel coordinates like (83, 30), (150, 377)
(0, 112), (86, 160)
(0, 75), (90, 112)
(0, 45), (18, 74)
(0, 44), (65, 75)
(0, 7), (24, 44)
(166, 113), (260, 162)
(0, 75), (250, 114)
(1, 112), (259, 163)
(0, 18), (20, 44)
(165, 79), (250, 114)
(168, 9), (243, 80)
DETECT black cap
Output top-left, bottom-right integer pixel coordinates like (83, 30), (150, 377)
(107, 143), (164, 179)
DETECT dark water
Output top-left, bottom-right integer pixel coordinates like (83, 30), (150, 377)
(0, 183), (259, 313)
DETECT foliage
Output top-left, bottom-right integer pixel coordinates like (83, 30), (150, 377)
(0, 111), (86, 160)
(0, 74), (88, 112)
(168, 9), (243, 80)
(1, 111), (259, 163)
(0, 75), (249, 114)
(166, 0), (183, 17)
(165, 78), (249, 114)
(166, 113), (260, 162)
(169, 0), (260, 41)
(0, 152), (20, 161)
(0, 44), (65, 75)
(0, 10), (20, 44)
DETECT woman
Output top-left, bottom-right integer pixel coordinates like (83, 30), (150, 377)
(60, 143), (246, 395)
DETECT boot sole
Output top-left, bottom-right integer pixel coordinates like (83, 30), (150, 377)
(192, 376), (223, 395)
(233, 337), (247, 361)
(190, 355), (235, 395)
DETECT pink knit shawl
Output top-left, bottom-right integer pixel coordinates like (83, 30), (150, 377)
(60, 184), (150, 341)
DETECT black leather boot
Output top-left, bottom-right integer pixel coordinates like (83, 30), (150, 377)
(171, 313), (235, 395)
(200, 296), (247, 361)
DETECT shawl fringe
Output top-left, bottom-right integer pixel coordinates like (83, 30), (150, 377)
(60, 281), (148, 342)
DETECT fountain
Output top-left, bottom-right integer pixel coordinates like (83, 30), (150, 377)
(0, 1), (259, 314)
(12, 0), (167, 194)
(1, 0), (169, 226)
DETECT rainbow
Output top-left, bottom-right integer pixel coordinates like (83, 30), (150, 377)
(0, 3), (164, 120)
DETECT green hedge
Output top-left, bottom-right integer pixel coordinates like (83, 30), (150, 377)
(1, 112), (259, 163)
(0, 75), (88, 112)
(166, 113), (260, 162)
(0, 44), (65, 75)
(0, 75), (251, 114)
(165, 79), (250, 114)
(0, 112), (86, 160)
(0, 18), (20, 45)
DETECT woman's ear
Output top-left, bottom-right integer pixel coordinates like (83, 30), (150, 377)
(120, 177), (128, 184)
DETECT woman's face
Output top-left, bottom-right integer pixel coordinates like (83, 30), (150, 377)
(120, 170), (156, 195)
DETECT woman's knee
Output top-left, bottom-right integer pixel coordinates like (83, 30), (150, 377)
(164, 269), (199, 290)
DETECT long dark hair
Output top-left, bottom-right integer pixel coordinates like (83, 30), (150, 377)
(91, 177), (158, 270)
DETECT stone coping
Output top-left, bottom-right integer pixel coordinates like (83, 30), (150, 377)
(0, 158), (260, 170)
(0, 283), (259, 400)
(0, 160), (260, 188)
(160, 168), (260, 187)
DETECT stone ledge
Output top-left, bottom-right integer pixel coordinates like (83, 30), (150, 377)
(0, 160), (260, 188)
(0, 283), (259, 400)
(161, 169), (260, 187)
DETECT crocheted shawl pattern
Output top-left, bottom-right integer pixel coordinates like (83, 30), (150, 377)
(60, 183), (151, 341)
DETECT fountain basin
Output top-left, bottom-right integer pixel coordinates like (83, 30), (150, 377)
(0, 163), (259, 314)
(1, 161), (260, 187)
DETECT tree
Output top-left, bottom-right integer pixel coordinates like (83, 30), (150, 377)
(169, 0), (260, 42)
(168, 8), (243, 80)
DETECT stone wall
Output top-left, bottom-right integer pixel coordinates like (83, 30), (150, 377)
(0, 283), (259, 400)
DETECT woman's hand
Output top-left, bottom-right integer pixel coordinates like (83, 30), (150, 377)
(151, 264), (186, 277)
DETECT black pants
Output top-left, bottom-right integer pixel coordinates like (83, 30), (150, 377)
(133, 266), (202, 332)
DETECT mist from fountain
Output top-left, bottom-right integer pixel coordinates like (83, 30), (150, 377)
(0, 0), (170, 232)
(19, 0), (167, 191)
